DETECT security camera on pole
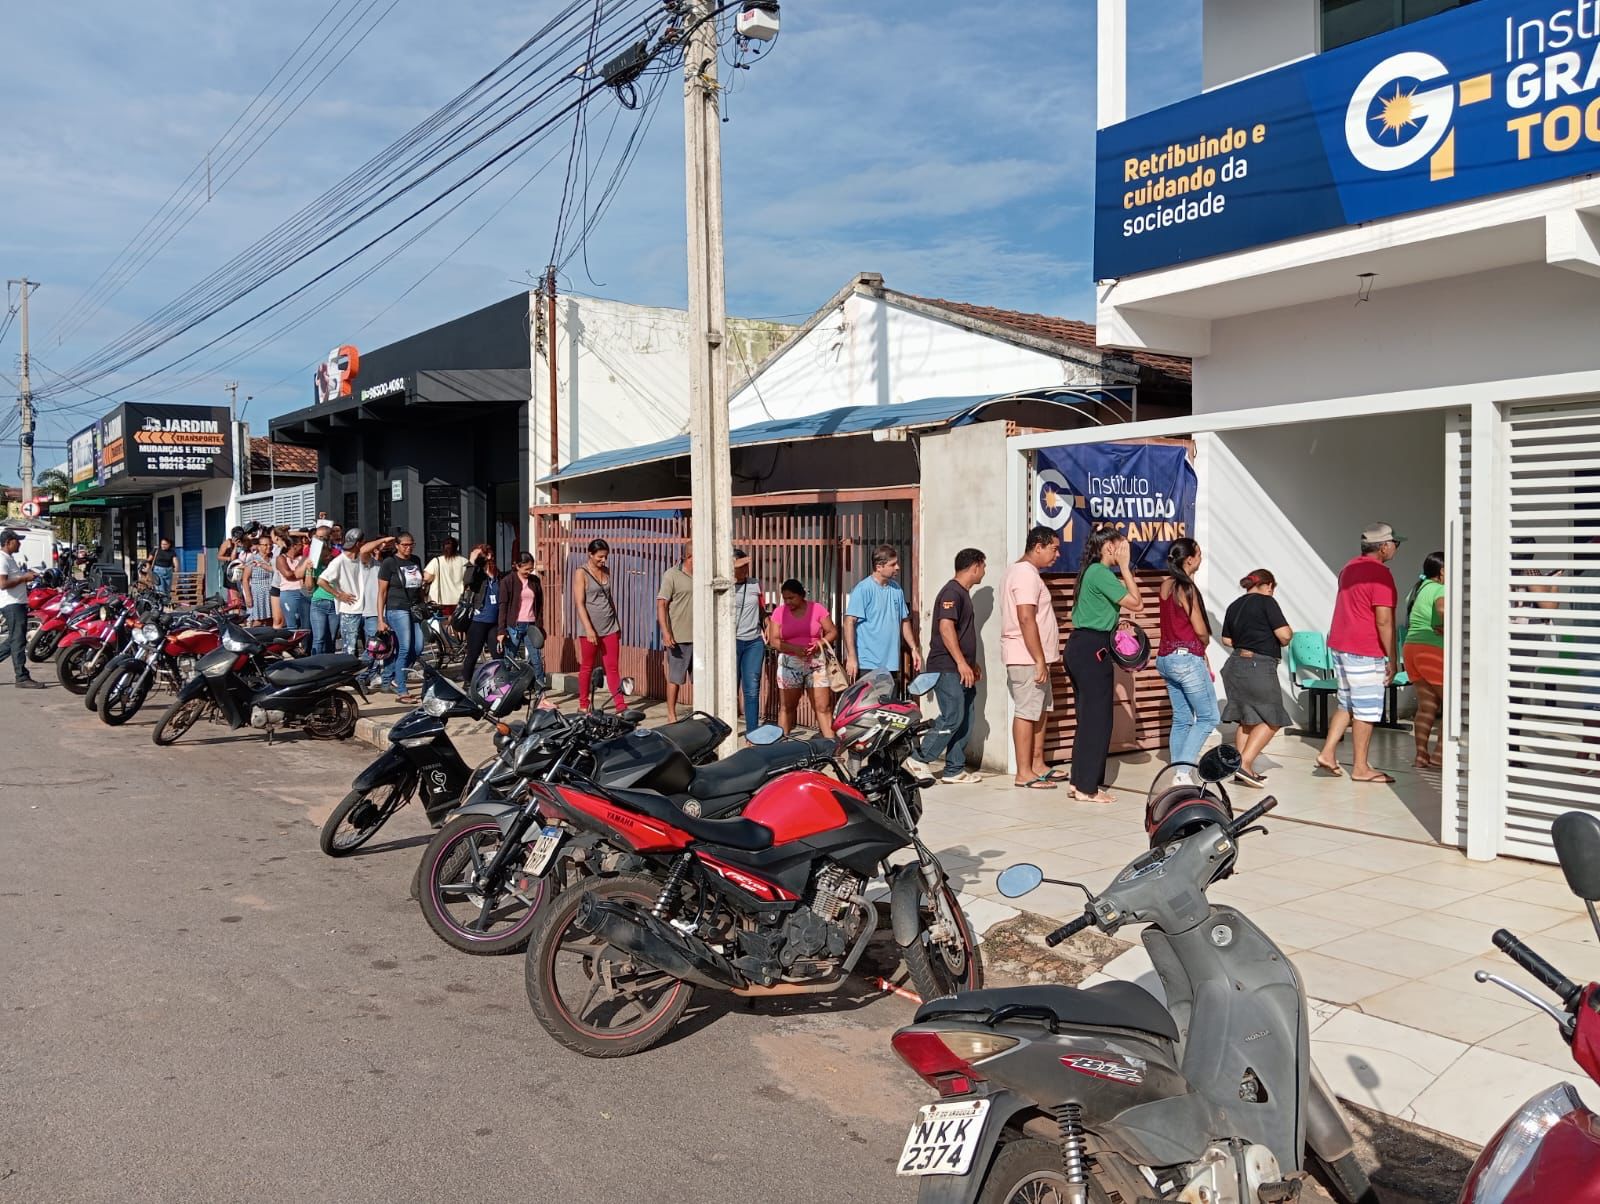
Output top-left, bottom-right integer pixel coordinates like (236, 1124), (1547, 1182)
(684, 0), (736, 754)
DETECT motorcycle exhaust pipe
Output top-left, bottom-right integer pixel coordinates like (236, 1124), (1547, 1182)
(572, 894), (743, 991)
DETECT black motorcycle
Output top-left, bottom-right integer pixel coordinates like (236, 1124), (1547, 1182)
(151, 623), (365, 746)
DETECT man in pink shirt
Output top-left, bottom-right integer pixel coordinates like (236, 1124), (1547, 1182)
(1002, 525), (1063, 788)
(1316, 522), (1402, 783)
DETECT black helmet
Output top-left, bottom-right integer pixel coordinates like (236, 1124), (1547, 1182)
(1145, 786), (1237, 879)
(1108, 622), (1151, 671)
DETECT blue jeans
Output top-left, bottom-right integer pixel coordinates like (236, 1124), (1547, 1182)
(919, 670), (976, 776)
(384, 608), (424, 693)
(1157, 650), (1220, 769)
(504, 623), (548, 688)
(308, 595), (338, 655)
(340, 613), (376, 673)
(152, 566), (173, 596)
(736, 637), (766, 734)
(279, 589), (306, 631)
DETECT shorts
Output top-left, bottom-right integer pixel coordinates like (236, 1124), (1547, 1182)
(1006, 664), (1054, 721)
(666, 642), (693, 685)
(778, 653), (823, 690)
(1403, 643), (1444, 690)
(1331, 651), (1388, 722)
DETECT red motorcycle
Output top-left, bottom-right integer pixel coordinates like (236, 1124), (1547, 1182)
(53, 593), (148, 695)
(27, 586), (111, 663)
(1459, 809), (1600, 1203)
(521, 670), (982, 1057)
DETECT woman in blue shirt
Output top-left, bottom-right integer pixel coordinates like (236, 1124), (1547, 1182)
(459, 547), (503, 684)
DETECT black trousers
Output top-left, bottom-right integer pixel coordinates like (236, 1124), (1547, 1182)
(461, 620), (498, 684)
(1065, 628), (1114, 793)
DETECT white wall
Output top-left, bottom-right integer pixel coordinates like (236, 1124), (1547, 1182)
(729, 292), (1105, 428)
(1194, 263), (1600, 414)
(1202, 0), (1316, 89)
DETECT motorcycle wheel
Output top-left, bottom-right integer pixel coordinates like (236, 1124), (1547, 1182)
(152, 697), (206, 746)
(98, 663), (152, 726)
(54, 641), (105, 695)
(524, 873), (692, 1058)
(899, 878), (984, 1004)
(27, 626), (60, 663)
(1306, 1151), (1379, 1204)
(971, 1139), (1117, 1204)
(320, 783), (410, 858)
(84, 655), (121, 711)
(419, 815), (550, 954)
(303, 691), (358, 740)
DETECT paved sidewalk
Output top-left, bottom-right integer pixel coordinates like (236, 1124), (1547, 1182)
(351, 690), (1596, 1146)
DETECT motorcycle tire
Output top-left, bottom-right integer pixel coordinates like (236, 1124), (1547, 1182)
(418, 815), (551, 955)
(1306, 1151), (1379, 1204)
(54, 641), (105, 696)
(898, 878), (984, 1004)
(524, 873), (693, 1058)
(303, 691), (358, 740)
(152, 697), (206, 746)
(27, 626), (60, 663)
(98, 663), (152, 726)
(967, 1139), (1116, 1204)
(320, 783), (410, 858)
(84, 654), (124, 712)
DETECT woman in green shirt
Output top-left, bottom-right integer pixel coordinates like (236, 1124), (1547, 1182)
(1401, 550), (1445, 768)
(1064, 525), (1144, 802)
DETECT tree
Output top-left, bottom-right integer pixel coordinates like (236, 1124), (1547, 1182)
(34, 468), (90, 545)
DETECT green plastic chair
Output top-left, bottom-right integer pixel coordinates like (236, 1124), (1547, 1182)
(1284, 631), (1338, 736)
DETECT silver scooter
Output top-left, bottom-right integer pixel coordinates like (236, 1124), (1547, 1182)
(889, 790), (1376, 1204)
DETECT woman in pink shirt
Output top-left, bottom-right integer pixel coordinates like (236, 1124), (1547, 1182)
(765, 578), (838, 740)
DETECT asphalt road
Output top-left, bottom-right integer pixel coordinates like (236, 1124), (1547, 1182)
(0, 674), (927, 1204)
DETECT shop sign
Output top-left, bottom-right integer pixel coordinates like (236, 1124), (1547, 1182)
(125, 403), (233, 479)
(1032, 443), (1197, 573)
(360, 375), (407, 403)
(313, 345), (360, 405)
(99, 410), (125, 485)
(1096, 0), (1600, 278)
(68, 425), (100, 496)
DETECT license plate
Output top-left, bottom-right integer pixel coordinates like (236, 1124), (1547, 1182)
(526, 826), (564, 877)
(895, 1099), (990, 1177)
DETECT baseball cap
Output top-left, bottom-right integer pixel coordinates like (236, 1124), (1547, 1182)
(732, 547), (751, 567)
(0, 529), (20, 543)
(343, 527), (363, 544)
(1361, 522), (1406, 545)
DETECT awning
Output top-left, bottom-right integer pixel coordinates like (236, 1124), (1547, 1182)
(540, 387), (1135, 484)
(43, 495), (152, 517)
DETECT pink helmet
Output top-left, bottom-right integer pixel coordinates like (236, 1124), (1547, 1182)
(366, 629), (397, 665)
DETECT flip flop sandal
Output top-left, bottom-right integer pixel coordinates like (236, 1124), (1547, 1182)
(1043, 769), (1071, 782)
(1313, 761), (1345, 777)
(1353, 771), (1396, 784)
(1013, 776), (1057, 790)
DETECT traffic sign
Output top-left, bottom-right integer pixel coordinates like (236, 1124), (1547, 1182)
(21, 502), (41, 518)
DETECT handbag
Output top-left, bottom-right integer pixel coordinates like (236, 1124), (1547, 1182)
(820, 640), (850, 692)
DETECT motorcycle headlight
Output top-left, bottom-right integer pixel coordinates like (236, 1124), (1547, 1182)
(1461, 1083), (1583, 1203)
(222, 633), (252, 653)
(421, 687), (453, 718)
(134, 624), (161, 645)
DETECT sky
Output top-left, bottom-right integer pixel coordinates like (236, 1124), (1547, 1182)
(0, 0), (1199, 465)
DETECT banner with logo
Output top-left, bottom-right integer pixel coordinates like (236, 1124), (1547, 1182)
(125, 403), (233, 479)
(1096, 0), (1600, 277)
(68, 426), (99, 496)
(1032, 443), (1197, 573)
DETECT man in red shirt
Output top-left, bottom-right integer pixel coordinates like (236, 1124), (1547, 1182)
(1315, 522), (1402, 783)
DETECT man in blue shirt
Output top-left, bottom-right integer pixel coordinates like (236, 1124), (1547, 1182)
(844, 544), (921, 684)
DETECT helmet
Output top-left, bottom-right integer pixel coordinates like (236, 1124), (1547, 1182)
(1109, 622), (1151, 671)
(471, 658), (534, 717)
(1144, 786), (1237, 879)
(366, 629), (397, 665)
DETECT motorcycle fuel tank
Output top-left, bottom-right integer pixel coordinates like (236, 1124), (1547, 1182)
(742, 771), (850, 844)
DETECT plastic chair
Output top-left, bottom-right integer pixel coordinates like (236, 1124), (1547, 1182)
(1284, 631), (1339, 737)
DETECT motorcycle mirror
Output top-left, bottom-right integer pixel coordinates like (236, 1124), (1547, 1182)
(1553, 811), (1600, 902)
(1197, 744), (1243, 783)
(747, 724), (784, 745)
(907, 671), (940, 698)
(996, 863), (1045, 899)
(620, 675), (636, 697)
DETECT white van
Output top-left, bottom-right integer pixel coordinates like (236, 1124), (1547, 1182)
(12, 528), (57, 576)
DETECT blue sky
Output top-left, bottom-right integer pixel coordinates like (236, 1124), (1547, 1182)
(1, 0), (1199, 461)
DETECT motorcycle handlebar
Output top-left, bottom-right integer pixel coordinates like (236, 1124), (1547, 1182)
(1227, 795), (1278, 837)
(1045, 912), (1095, 947)
(1493, 928), (1583, 1009)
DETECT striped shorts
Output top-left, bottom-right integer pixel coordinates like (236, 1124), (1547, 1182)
(1331, 651), (1387, 722)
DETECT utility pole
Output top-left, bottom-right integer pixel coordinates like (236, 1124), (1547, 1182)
(9, 278), (37, 505)
(544, 266), (559, 504)
(683, 1), (735, 752)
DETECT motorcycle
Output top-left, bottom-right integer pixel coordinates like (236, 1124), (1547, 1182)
(412, 601), (465, 673)
(151, 622), (365, 746)
(53, 593), (150, 695)
(887, 756), (1377, 1204)
(1453, 808), (1600, 1203)
(518, 670), (981, 1057)
(26, 586), (108, 663)
(416, 677), (832, 956)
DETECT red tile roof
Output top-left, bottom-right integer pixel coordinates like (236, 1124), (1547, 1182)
(250, 437), (317, 475)
(904, 294), (1192, 384)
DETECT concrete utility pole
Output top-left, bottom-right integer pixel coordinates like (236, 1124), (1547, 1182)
(683, 1), (736, 752)
(9, 278), (37, 504)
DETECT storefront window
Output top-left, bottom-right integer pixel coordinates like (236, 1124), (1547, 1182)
(1321, 0), (1472, 51)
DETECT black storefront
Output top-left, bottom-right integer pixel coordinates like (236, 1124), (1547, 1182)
(270, 293), (532, 561)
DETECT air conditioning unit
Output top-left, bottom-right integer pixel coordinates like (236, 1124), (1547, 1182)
(736, 3), (780, 41)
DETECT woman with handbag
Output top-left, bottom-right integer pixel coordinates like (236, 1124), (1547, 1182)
(457, 546), (503, 684)
(1155, 537), (1219, 785)
(499, 552), (547, 688)
(765, 578), (839, 740)
(1064, 524), (1144, 803)
(573, 538), (626, 713)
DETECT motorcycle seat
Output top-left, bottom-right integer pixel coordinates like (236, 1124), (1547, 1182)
(236, 626), (298, 645)
(913, 982), (1179, 1043)
(264, 653), (365, 685)
(686, 738), (832, 802)
(602, 786), (775, 852)
(654, 715), (726, 760)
